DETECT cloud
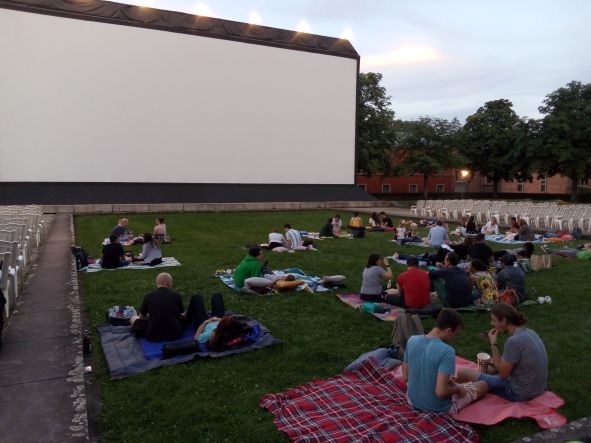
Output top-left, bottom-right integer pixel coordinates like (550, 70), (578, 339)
(361, 46), (443, 69)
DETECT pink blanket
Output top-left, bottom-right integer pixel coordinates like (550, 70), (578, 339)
(336, 293), (405, 321)
(392, 356), (566, 429)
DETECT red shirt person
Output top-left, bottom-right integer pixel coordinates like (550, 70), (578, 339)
(396, 256), (431, 309)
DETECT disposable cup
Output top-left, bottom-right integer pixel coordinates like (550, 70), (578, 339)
(477, 352), (491, 373)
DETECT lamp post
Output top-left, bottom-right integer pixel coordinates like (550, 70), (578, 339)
(456, 169), (472, 199)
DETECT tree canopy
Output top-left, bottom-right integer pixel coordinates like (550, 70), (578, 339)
(356, 72), (397, 175)
(537, 81), (591, 200)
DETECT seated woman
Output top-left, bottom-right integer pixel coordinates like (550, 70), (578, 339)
(481, 217), (499, 235)
(137, 233), (163, 266)
(332, 214), (343, 236)
(541, 243), (591, 259)
(186, 293), (252, 351)
(153, 218), (167, 241)
(360, 253), (399, 305)
(398, 223), (423, 245)
(319, 218), (334, 238)
(515, 219), (535, 241)
(468, 259), (498, 305)
(368, 212), (382, 230)
(349, 212), (363, 229)
(457, 304), (548, 402)
(395, 220), (408, 240)
(267, 227), (287, 250)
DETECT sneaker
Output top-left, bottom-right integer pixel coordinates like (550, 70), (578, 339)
(544, 295), (552, 304)
(537, 296), (545, 304)
(308, 246), (317, 251)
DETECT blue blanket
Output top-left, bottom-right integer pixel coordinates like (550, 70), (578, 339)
(485, 235), (544, 244)
(98, 316), (281, 379)
(217, 267), (332, 293)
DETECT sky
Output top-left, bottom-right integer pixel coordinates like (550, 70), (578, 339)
(120, 0), (591, 122)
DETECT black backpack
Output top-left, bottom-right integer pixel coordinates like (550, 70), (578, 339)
(71, 246), (89, 270)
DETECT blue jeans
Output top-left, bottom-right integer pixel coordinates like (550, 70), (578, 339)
(478, 373), (520, 402)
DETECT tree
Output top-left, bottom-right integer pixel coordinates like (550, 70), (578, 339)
(357, 72), (397, 174)
(393, 116), (463, 198)
(460, 99), (524, 197)
(538, 81), (591, 201)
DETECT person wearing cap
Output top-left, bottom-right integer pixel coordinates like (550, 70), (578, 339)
(496, 254), (526, 302)
(392, 256), (431, 309)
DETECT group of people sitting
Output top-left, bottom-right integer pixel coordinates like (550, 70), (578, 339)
(264, 224), (317, 253)
(404, 306), (548, 413)
(101, 218), (168, 268)
(130, 272), (251, 351)
(451, 215), (535, 242)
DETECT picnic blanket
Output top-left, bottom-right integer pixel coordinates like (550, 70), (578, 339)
(217, 268), (333, 293)
(83, 257), (181, 273)
(386, 255), (428, 267)
(260, 357), (477, 442)
(336, 293), (405, 321)
(391, 240), (429, 247)
(485, 234), (544, 244)
(98, 318), (281, 379)
(391, 356), (566, 429)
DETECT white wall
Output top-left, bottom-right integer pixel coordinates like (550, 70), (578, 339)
(0, 8), (357, 184)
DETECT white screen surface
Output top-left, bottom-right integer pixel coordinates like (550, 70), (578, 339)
(0, 8), (357, 184)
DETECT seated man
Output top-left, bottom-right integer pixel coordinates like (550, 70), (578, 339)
(457, 304), (548, 402)
(233, 246), (265, 290)
(389, 256), (431, 309)
(468, 233), (494, 265)
(101, 234), (129, 269)
(130, 273), (185, 341)
(428, 252), (472, 308)
(283, 224), (314, 251)
(403, 309), (488, 413)
(319, 218), (334, 238)
(111, 218), (130, 238)
(427, 220), (449, 249)
(496, 254), (526, 302)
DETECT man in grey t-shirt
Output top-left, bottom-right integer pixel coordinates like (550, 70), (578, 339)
(427, 220), (449, 248)
(456, 304), (548, 402)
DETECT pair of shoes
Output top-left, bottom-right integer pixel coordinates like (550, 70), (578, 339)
(538, 295), (553, 304)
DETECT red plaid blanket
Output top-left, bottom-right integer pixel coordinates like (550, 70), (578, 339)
(260, 358), (478, 442)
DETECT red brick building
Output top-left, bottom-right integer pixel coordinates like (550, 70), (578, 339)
(356, 170), (589, 196)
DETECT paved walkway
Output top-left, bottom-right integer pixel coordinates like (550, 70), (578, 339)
(0, 214), (88, 443)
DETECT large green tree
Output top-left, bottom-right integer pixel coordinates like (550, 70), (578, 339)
(393, 116), (463, 198)
(357, 72), (397, 174)
(460, 99), (524, 197)
(538, 81), (591, 201)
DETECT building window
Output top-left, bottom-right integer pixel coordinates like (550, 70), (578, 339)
(517, 179), (524, 192)
(578, 178), (589, 187)
(409, 184), (418, 193)
(382, 184), (391, 193)
(483, 176), (493, 185)
(540, 178), (546, 193)
(436, 184), (445, 193)
(357, 184), (367, 191)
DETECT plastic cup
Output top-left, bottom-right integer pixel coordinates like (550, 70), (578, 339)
(477, 352), (491, 373)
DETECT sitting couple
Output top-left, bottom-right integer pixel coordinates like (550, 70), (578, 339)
(131, 273), (250, 351)
(265, 224), (316, 253)
(234, 247), (312, 294)
(101, 233), (162, 269)
(403, 306), (548, 414)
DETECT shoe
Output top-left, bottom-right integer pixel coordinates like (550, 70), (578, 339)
(544, 295), (552, 304)
(308, 246), (317, 251)
(537, 297), (545, 304)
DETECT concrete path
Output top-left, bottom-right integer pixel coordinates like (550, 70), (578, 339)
(0, 214), (88, 443)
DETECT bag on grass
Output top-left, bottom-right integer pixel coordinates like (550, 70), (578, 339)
(391, 313), (424, 357)
(71, 246), (89, 270)
(106, 305), (137, 326)
(531, 254), (552, 271)
(517, 258), (531, 273)
(498, 288), (519, 307)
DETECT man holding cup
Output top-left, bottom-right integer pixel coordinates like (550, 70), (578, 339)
(457, 304), (548, 402)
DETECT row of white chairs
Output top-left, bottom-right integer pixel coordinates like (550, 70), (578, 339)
(0, 205), (46, 319)
(410, 200), (591, 233)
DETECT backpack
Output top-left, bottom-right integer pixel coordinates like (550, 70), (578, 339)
(391, 313), (424, 357)
(352, 228), (365, 238)
(106, 305), (137, 326)
(498, 288), (519, 307)
(572, 227), (583, 240)
(71, 246), (89, 270)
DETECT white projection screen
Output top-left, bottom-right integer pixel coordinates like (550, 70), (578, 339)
(0, 6), (358, 186)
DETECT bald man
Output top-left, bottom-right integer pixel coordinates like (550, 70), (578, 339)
(130, 272), (185, 341)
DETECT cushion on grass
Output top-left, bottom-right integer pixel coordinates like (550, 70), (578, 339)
(274, 279), (305, 292)
(320, 275), (346, 283)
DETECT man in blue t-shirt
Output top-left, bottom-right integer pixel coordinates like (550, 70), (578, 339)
(403, 309), (488, 413)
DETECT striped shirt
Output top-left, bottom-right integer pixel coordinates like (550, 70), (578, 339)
(285, 229), (303, 249)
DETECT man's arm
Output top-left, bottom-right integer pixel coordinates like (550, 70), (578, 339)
(489, 328), (516, 379)
(435, 373), (466, 398)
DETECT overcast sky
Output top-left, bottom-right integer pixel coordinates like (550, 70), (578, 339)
(121, 0), (591, 122)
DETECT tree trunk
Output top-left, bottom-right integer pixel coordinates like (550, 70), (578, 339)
(492, 179), (499, 199)
(571, 172), (578, 202)
(423, 174), (429, 199)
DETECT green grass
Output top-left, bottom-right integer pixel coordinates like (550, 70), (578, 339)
(75, 211), (591, 443)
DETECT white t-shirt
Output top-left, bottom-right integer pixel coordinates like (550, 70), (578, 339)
(268, 232), (285, 244)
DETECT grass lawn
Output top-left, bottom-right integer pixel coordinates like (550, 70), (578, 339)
(75, 211), (591, 443)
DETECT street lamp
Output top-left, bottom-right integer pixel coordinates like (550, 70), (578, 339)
(456, 169), (472, 199)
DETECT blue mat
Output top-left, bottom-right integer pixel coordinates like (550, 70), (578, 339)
(139, 328), (195, 360)
(98, 316), (281, 379)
